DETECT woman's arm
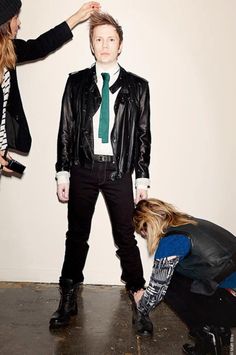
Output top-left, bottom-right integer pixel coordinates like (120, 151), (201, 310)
(136, 256), (180, 316)
(135, 234), (191, 315)
(14, 2), (100, 63)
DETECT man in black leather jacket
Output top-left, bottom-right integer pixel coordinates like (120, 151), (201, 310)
(50, 12), (152, 332)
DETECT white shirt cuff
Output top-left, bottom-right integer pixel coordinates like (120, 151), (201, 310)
(56, 171), (70, 184)
(135, 178), (150, 190)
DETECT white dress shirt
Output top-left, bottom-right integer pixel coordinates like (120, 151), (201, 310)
(94, 63), (120, 155)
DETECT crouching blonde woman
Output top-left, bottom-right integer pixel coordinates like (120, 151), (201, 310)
(133, 198), (236, 355)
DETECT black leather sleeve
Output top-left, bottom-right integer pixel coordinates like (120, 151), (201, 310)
(135, 80), (151, 179)
(56, 76), (74, 172)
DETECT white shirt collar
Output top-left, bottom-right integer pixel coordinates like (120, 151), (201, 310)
(96, 63), (120, 86)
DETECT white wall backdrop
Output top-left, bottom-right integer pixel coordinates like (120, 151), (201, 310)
(0, 0), (236, 284)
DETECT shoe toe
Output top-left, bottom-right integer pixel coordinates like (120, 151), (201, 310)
(182, 343), (196, 355)
(137, 328), (153, 337)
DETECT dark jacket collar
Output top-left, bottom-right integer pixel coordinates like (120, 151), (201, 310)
(88, 64), (127, 94)
(110, 66), (127, 94)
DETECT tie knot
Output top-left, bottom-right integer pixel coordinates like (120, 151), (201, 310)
(101, 72), (110, 82)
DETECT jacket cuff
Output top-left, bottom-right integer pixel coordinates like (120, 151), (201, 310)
(56, 21), (73, 41)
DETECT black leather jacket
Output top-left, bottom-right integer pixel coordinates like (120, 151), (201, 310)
(56, 65), (151, 180)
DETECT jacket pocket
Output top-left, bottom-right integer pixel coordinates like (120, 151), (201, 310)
(5, 111), (32, 153)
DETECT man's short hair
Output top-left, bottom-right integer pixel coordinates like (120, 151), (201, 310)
(89, 12), (123, 45)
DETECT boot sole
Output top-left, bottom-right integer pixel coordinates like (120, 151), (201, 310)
(133, 317), (153, 337)
(137, 330), (153, 337)
(49, 310), (78, 329)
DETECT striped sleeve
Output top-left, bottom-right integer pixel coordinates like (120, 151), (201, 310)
(0, 69), (10, 151)
(137, 256), (180, 316)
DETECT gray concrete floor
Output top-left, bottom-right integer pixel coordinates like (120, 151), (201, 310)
(0, 282), (196, 355)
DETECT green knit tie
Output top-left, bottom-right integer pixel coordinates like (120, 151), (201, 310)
(98, 72), (110, 143)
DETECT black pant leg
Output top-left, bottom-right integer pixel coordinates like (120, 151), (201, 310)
(101, 172), (145, 290)
(164, 272), (236, 329)
(61, 166), (99, 283)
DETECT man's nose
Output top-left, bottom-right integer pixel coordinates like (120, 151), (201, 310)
(102, 41), (108, 48)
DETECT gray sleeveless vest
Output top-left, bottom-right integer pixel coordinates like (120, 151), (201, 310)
(166, 218), (236, 295)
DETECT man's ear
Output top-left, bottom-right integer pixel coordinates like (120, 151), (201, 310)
(90, 44), (95, 55)
(118, 42), (123, 55)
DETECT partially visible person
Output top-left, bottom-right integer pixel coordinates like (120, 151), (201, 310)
(0, 0), (100, 174)
(133, 198), (236, 354)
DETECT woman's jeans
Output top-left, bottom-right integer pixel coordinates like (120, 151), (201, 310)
(165, 272), (236, 329)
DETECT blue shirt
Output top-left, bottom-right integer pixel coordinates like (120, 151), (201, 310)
(154, 234), (236, 288)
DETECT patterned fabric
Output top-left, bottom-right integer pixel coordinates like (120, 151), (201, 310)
(137, 256), (180, 316)
(0, 68), (10, 151)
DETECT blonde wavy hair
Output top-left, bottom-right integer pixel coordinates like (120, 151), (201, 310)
(0, 20), (16, 82)
(133, 198), (196, 255)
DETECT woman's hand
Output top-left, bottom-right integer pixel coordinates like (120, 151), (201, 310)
(134, 289), (145, 304)
(0, 152), (13, 173)
(66, 2), (101, 30)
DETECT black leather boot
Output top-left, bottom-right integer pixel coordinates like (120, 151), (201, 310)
(128, 291), (153, 337)
(183, 325), (223, 355)
(218, 327), (231, 347)
(49, 278), (80, 329)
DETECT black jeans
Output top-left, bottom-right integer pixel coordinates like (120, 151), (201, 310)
(61, 162), (145, 291)
(164, 272), (236, 329)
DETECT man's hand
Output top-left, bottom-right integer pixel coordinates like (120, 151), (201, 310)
(135, 188), (148, 205)
(67, 2), (101, 30)
(57, 183), (70, 202)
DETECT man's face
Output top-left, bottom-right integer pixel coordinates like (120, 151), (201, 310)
(91, 24), (122, 67)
